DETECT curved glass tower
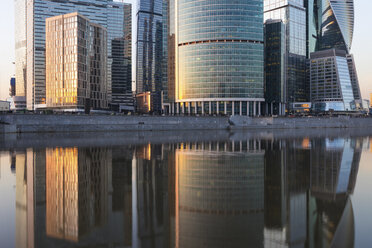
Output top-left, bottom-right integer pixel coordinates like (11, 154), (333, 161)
(306, 0), (354, 53)
(174, 0), (264, 116)
(319, 0), (354, 52)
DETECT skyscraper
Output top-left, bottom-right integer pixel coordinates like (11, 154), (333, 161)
(306, 1), (361, 111)
(264, 20), (286, 115)
(46, 13), (108, 111)
(305, 0), (355, 54)
(310, 49), (354, 112)
(16, 0), (127, 110)
(264, 0), (308, 109)
(136, 0), (163, 113)
(111, 3), (134, 113)
(167, 0), (264, 116)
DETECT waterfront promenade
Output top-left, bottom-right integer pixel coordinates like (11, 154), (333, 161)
(1, 114), (372, 134)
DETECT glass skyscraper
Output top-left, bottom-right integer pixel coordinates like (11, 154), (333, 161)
(264, 0), (309, 109)
(306, 0), (360, 111)
(16, 0), (128, 110)
(111, 3), (134, 112)
(310, 49), (355, 112)
(136, 0), (163, 113)
(264, 20), (286, 115)
(305, 0), (355, 54)
(165, 0), (264, 116)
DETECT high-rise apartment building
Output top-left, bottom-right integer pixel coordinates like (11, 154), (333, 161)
(164, 0), (264, 116)
(15, 0), (128, 110)
(136, 0), (163, 113)
(310, 49), (354, 112)
(46, 13), (107, 111)
(264, 0), (308, 108)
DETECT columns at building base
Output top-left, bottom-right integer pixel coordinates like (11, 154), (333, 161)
(165, 100), (264, 116)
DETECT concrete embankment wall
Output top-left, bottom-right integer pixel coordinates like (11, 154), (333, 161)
(1, 114), (372, 133)
(229, 116), (372, 129)
(0, 114), (229, 133)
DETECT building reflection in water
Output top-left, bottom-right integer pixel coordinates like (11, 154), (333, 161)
(175, 141), (265, 248)
(12, 136), (363, 248)
(45, 147), (110, 241)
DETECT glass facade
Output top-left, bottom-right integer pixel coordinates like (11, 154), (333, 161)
(21, 0), (126, 110)
(264, 0), (308, 104)
(264, 20), (286, 112)
(318, 0), (354, 52)
(346, 54), (361, 100)
(176, 0), (264, 106)
(111, 4), (134, 111)
(136, 0), (163, 113)
(305, 0), (355, 54)
(310, 49), (354, 112)
(46, 13), (107, 110)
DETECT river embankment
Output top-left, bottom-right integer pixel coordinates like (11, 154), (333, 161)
(1, 114), (372, 134)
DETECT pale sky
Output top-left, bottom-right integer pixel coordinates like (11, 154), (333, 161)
(0, 0), (371, 100)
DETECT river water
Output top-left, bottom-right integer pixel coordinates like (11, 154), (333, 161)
(0, 129), (372, 248)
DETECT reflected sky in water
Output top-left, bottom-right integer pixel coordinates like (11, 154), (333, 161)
(0, 131), (372, 248)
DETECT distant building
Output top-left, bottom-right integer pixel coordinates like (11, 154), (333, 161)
(0, 100), (10, 112)
(45, 13), (107, 111)
(6, 96), (26, 111)
(310, 49), (355, 112)
(9, 77), (16, 96)
(352, 99), (370, 112)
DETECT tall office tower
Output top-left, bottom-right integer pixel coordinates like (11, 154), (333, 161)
(305, 1), (361, 105)
(264, 20), (286, 116)
(16, 0), (126, 110)
(136, 0), (163, 113)
(46, 13), (107, 111)
(111, 3), (134, 113)
(264, 0), (308, 108)
(310, 49), (355, 112)
(305, 0), (354, 54)
(167, 0), (264, 116)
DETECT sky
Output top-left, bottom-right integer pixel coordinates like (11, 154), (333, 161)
(0, 0), (371, 101)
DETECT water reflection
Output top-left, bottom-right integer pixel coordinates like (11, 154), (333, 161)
(11, 136), (364, 248)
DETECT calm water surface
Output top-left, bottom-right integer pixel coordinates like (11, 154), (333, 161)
(0, 130), (372, 248)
